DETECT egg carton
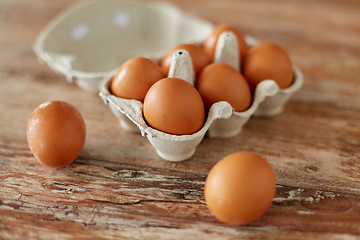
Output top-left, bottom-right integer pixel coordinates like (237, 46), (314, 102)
(33, 0), (303, 161)
(99, 31), (303, 161)
(33, 0), (213, 92)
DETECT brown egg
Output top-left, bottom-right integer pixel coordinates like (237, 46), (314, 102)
(243, 43), (293, 91)
(143, 77), (205, 135)
(27, 101), (86, 168)
(203, 24), (248, 62)
(161, 44), (210, 76)
(110, 57), (165, 102)
(205, 151), (276, 225)
(196, 63), (252, 112)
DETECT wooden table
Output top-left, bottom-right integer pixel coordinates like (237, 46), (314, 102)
(1, 0), (360, 239)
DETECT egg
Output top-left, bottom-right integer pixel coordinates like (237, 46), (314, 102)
(204, 151), (276, 225)
(110, 57), (165, 102)
(196, 63), (252, 112)
(27, 101), (86, 168)
(161, 44), (210, 76)
(143, 77), (205, 135)
(243, 43), (293, 91)
(203, 24), (248, 62)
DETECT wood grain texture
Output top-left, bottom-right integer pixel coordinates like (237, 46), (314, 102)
(0, 0), (360, 239)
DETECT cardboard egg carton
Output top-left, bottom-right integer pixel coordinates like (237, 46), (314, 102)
(99, 32), (303, 161)
(33, 0), (303, 161)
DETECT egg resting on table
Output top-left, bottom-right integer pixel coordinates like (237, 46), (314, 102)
(27, 101), (86, 168)
(204, 151), (276, 225)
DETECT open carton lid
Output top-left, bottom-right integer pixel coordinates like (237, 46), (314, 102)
(33, 0), (214, 92)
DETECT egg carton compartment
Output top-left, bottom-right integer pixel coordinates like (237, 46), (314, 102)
(99, 31), (303, 161)
(33, 0), (213, 93)
(241, 35), (304, 117)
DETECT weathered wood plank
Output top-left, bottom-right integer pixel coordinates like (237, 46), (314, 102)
(1, 146), (360, 239)
(1, 0), (360, 239)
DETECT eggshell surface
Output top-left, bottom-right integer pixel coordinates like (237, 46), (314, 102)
(243, 43), (293, 91)
(27, 101), (86, 168)
(110, 57), (165, 102)
(204, 151), (276, 225)
(143, 77), (205, 135)
(196, 63), (252, 112)
(203, 24), (248, 62)
(161, 44), (210, 76)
